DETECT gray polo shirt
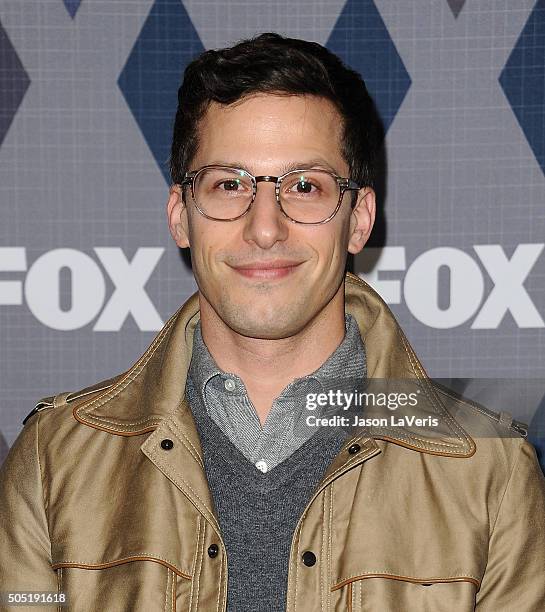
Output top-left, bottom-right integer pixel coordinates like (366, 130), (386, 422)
(188, 313), (366, 472)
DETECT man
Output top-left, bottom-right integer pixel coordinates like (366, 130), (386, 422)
(1, 33), (544, 612)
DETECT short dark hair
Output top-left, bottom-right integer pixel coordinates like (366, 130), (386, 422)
(169, 32), (382, 191)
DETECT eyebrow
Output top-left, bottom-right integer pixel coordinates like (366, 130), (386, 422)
(205, 159), (342, 176)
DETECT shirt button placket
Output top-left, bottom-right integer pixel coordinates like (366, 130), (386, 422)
(224, 378), (236, 392)
(255, 459), (268, 473)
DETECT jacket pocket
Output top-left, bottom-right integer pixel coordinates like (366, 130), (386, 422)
(331, 574), (479, 612)
(54, 556), (192, 612)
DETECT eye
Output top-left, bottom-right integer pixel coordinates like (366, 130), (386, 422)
(286, 175), (320, 195)
(296, 179), (314, 193)
(217, 179), (242, 191)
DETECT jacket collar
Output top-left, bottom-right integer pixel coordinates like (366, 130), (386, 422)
(73, 272), (475, 457)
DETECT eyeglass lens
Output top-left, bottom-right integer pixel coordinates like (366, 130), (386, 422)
(192, 167), (342, 223)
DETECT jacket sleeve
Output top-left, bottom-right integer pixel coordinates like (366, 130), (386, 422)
(0, 413), (57, 601)
(476, 439), (545, 611)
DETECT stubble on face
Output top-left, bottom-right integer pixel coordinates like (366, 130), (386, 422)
(198, 240), (348, 341)
(186, 93), (352, 341)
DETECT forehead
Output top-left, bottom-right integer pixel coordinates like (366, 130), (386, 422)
(193, 94), (347, 174)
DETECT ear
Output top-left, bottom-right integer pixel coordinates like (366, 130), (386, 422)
(167, 184), (190, 248)
(347, 187), (376, 255)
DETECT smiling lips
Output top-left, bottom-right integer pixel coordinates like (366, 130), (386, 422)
(230, 260), (303, 279)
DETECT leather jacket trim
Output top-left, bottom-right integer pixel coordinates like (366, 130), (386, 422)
(51, 555), (192, 580)
(71, 405), (160, 436)
(331, 573), (481, 590)
(374, 434), (476, 457)
(346, 582), (353, 612)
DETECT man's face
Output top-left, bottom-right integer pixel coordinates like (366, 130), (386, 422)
(168, 93), (375, 339)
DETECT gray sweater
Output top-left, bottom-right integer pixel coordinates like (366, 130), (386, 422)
(186, 377), (349, 611)
(185, 315), (366, 610)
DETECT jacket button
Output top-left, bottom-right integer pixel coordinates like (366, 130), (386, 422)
(302, 551), (316, 567)
(207, 544), (219, 558)
(348, 443), (361, 455)
(160, 439), (174, 450)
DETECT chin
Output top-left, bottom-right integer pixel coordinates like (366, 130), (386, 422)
(220, 302), (309, 340)
(230, 322), (302, 340)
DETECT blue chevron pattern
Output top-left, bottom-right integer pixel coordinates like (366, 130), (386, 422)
(63, 0), (83, 19)
(0, 20), (30, 146)
(118, 0), (204, 183)
(499, 0), (545, 178)
(326, 0), (411, 135)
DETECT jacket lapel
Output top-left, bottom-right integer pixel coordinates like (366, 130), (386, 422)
(140, 398), (221, 533)
(72, 273), (475, 464)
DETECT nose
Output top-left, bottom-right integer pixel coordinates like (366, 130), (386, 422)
(242, 181), (289, 249)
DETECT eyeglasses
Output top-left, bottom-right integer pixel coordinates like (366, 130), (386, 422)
(179, 165), (362, 224)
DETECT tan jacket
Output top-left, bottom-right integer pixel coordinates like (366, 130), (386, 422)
(1, 272), (544, 612)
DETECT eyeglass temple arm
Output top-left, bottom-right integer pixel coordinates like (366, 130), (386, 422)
(179, 173), (196, 186)
(341, 179), (364, 209)
(342, 178), (361, 190)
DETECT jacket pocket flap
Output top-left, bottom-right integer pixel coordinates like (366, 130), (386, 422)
(331, 573), (480, 591)
(51, 554), (192, 579)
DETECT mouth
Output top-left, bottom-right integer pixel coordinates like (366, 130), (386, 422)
(228, 260), (303, 280)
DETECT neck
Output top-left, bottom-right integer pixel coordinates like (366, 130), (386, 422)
(199, 286), (346, 425)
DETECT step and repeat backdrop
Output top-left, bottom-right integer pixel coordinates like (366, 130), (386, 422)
(1, 0), (544, 469)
